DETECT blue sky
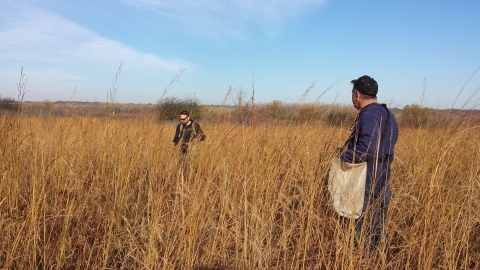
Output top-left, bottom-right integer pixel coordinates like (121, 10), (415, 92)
(1, 0), (479, 109)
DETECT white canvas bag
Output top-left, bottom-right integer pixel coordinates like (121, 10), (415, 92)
(328, 157), (366, 219)
(328, 104), (391, 219)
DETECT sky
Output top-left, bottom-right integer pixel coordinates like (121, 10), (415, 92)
(1, 0), (480, 109)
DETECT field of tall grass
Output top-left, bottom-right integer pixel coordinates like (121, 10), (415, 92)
(1, 112), (479, 269)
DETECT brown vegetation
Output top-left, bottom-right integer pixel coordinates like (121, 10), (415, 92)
(1, 106), (479, 269)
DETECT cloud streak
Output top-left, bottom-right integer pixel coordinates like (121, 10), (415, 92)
(129, 0), (325, 39)
(0, 9), (187, 70)
(0, 5), (191, 102)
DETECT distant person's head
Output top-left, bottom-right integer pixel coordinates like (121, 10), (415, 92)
(179, 110), (190, 125)
(350, 75), (378, 110)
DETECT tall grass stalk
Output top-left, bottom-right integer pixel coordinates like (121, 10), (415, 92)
(0, 112), (479, 269)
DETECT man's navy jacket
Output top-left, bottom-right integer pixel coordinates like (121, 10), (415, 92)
(340, 103), (399, 186)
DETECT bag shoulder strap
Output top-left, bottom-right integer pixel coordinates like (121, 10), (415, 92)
(379, 104), (390, 144)
(341, 104), (391, 149)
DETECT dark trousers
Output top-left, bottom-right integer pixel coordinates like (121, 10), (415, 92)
(355, 181), (391, 260)
(177, 149), (188, 171)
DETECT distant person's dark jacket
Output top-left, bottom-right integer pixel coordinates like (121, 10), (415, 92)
(172, 120), (206, 152)
(340, 103), (399, 185)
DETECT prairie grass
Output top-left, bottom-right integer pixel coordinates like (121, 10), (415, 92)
(0, 113), (479, 269)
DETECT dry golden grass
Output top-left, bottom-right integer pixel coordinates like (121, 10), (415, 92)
(0, 114), (479, 269)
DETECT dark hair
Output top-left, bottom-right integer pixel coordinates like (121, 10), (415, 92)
(179, 110), (190, 116)
(354, 89), (376, 100)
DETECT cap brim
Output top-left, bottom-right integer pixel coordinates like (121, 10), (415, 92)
(350, 79), (356, 85)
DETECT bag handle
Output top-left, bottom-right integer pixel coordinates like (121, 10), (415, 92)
(340, 104), (391, 150)
(379, 104), (390, 144)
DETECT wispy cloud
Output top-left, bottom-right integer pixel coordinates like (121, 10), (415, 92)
(0, 9), (187, 70)
(129, 0), (325, 39)
(0, 5), (191, 101)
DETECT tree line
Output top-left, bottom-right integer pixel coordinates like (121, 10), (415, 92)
(1, 96), (477, 128)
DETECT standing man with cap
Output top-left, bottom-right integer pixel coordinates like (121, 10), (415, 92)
(339, 75), (399, 261)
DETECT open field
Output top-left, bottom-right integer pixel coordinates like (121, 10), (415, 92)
(1, 114), (479, 269)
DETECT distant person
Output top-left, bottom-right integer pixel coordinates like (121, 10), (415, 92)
(171, 110), (206, 163)
(339, 75), (399, 261)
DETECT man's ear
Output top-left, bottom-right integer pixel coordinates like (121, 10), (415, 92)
(353, 91), (359, 101)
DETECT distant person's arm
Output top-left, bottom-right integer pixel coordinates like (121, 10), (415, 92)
(191, 123), (206, 144)
(171, 125), (181, 146)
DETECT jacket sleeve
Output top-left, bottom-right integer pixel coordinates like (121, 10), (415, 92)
(194, 123), (206, 141)
(172, 124), (181, 145)
(340, 112), (381, 163)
